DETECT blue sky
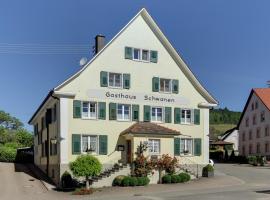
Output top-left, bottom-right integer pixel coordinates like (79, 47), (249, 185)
(0, 0), (270, 130)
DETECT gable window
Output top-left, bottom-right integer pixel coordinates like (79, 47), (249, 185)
(180, 138), (193, 155)
(160, 78), (171, 93)
(109, 73), (122, 88)
(117, 104), (130, 121)
(181, 109), (192, 124)
(253, 114), (257, 125)
(142, 50), (149, 61)
(148, 139), (160, 154)
(245, 118), (249, 127)
(151, 107), (163, 122)
(252, 103), (254, 110)
(133, 48), (140, 60)
(82, 102), (97, 119)
(261, 111), (265, 122)
(82, 135), (98, 154)
(255, 101), (258, 109)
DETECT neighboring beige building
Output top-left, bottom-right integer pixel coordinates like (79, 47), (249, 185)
(220, 127), (239, 152)
(238, 88), (270, 158)
(29, 8), (218, 186)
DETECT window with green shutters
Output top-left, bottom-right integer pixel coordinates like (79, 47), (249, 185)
(143, 105), (151, 122)
(100, 71), (108, 87)
(150, 50), (158, 63)
(172, 79), (179, 94)
(109, 103), (117, 120)
(174, 138), (180, 156)
(125, 47), (132, 59)
(132, 104), (139, 121)
(123, 73), (130, 89)
(73, 100), (81, 118)
(98, 102), (106, 120)
(194, 109), (200, 125)
(165, 107), (172, 123)
(72, 134), (81, 154)
(152, 77), (159, 92)
(194, 138), (202, 156)
(174, 108), (181, 124)
(99, 135), (108, 155)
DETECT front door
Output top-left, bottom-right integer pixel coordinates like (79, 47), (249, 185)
(126, 140), (132, 163)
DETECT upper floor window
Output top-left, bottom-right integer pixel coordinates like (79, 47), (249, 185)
(261, 111), (265, 122)
(181, 109), (192, 124)
(109, 73), (122, 88)
(148, 139), (160, 155)
(82, 135), (98, 154)
(251, 103), (254, 110)
(249, 130), (252, 140)
(34, 124), (38, 136)
(117, 104), (130, 121)
(151, 107), (163, 122)
(253, 114), (257, 125)
(160, 78), (171, 93)
(245, 118), (249, 127)
(82, 101), (97, 119)
(256, 128), (261, 138)
(125, 47), (158, 63)
(265, 126), (269, 136)
(255, 101), (258, 109)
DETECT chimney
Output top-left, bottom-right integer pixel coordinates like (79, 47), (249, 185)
(95, 35), (105, 54)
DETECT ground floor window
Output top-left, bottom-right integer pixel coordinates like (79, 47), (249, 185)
(151, 107), (163, 122)
(82, 135), (98, 153)
(148, 139), (160, 154)
(180, 138), (193, 155)
(117, 104), (130, 121)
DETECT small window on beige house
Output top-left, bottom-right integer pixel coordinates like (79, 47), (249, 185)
(256, 143), (261, 154)
(255, 101), (258, 109)
(246, 118), (249, 127)
(252, 103), (254, 111)
(253, 114), (257, 125)
(261, 111), (265, 122)
(242, 131), (246, 141)
(265, 126), (269, 137)
(265, 142), (269, 153)
(256, 128), (261, 138)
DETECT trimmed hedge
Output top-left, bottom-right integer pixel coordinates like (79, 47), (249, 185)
(0, 147), (16, 162)
(162, 172), (191, 184)
(113, 176), (150, 187)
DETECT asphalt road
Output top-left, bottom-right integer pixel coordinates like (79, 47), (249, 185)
(1, 162), (270, 200)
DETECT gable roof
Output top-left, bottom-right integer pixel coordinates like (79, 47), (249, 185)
(220, 127), (237, 141)
(237, 88), (270, 128)
(120, 122), (181, 136)
(54, 8), (218, 105)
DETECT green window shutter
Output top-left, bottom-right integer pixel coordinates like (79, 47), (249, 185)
(125, 47), (133, 59)
(152, 77), (159, 92)
(174, 138), (180, 156)
(194, 109), (200, 125)
(165, 107), (172, 123)
(174, 108), (181, 124)
(109, 103), (116, 120)
(143, 105), (151, 122)
(72, 134), (81, 155)
(172, 79), (179, 94)
(150, 50), (158, 63)
(73, 100), (81, 118)
(98, 102), (106, 120)
(100, 71), (108, 87)
(123, 73), (131, 89)
(99, 135), (108, 155)
(194, 138), (202, 156)
(132, 104), (139, 121)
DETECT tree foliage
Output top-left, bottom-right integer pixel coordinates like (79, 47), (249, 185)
(210, 108), (241, 125)
(0, 110), (23, 130)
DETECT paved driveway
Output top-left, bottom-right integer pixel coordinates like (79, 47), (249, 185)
(1, 162), (270, 200)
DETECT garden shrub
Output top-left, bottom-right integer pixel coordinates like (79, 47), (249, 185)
(171, 174), (181, 183)
(162, 174), (171, 184)
(122, 176), (131, 187)
(129, 177), (138, 186)
(248, 156), (258, 166)
(179, 172), (191, 182)
(137, 177), (144, 186)
(0, 146), (16, 162)
(112, 175), (126, 186)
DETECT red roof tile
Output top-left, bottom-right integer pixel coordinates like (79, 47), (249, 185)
(254, 88), (270, 111)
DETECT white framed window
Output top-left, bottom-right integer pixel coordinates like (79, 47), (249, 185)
(160, 78), (171, 93)
(82, 135), (98, 154)
(109, 72), (122, 88)
(133, 48), (141, 60)
(82, 102), (97, 119)
(151, 107), (163, 122)
(142, 49), (149, 61)
(148, 139), (160, 154)
(180, 138), (193, 155)
(117, 104), (131, 121)
(181, 109), (192, 124)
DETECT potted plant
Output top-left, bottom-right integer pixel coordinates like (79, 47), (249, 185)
(202, 164), (214, 177)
